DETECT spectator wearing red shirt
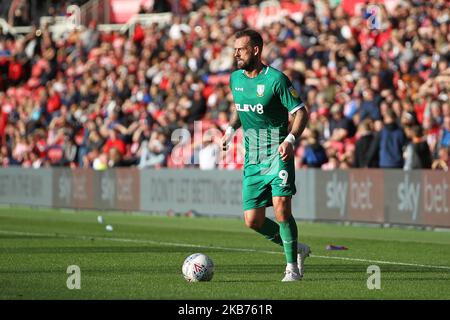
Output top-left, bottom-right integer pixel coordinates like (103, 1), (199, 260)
(133, 23), (145, 44)
(103, 127), (126, 156)
(8, 55), (23, 86)
(0, 107), (7, 144)
(46, 87), (61, 114)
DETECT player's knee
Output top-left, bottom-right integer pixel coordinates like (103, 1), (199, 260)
(273, 197), (291, 212)
(244, 218), (263, 230)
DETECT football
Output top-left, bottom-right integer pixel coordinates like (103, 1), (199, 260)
(182, 253), (214, 282)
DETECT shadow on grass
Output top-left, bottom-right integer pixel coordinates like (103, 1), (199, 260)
(0, 235), (59, 240)
(212, 279), (274, 283)
(306, 263), (450, 273)
(0, 246), (229, 254)
(302, 276), (450, 282)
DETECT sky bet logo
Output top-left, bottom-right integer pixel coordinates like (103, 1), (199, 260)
(397, 174), (420, 221)
(235, 103), (264, 114)
(326, 173), (348, 217)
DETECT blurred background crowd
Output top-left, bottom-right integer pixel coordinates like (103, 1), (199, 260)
(0, 0), (449, 170)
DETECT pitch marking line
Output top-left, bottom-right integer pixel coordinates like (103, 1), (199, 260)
(1, 230), (450, 271)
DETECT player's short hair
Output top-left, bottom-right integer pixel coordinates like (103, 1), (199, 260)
(235, 29), (263, 52)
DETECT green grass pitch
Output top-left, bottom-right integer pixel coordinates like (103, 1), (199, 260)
(0, 207), (449, 300)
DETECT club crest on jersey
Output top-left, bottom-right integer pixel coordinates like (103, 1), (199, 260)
(256, 84), (265, 97)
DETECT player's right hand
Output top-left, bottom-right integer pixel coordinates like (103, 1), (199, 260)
(278, 141), (294, 162)
(221, 128), (234, 151)
(221, 135), (230, 151)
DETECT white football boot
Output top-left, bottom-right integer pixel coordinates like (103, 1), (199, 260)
(297, 243), (311, 277)
(281, 267), (302, 282)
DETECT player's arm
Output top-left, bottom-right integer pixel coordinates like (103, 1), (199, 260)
(288, 107), (309, 141)
(222, 105), (241, 151)
(276, 74), (309, 161)
(228, 105), (241, 130)
(279, 107), (309, 162)
(222, 74), (241, 151)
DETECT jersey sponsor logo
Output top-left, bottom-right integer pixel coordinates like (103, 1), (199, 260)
(235, 103), (264, 114)
(234, 87), (244, 91)
(289, 86), (299, 98)
(256, 84), (265, 97)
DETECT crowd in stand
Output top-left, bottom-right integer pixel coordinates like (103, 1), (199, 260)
(0, 0), (449, 171)
(2, 0), (92, 27)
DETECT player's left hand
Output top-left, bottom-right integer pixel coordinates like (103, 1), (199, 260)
(278, 142), (294, 162)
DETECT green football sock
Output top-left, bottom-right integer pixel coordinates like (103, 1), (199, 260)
(278, 215), (298, 263)
(255, 218), (283, 246)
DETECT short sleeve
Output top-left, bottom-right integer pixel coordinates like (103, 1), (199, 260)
(275, 74), (304, 114)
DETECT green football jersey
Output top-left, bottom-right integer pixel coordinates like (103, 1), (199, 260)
(229, 65), (304, 166)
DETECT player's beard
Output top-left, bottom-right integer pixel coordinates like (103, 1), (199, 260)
(236, 54), (258, 71)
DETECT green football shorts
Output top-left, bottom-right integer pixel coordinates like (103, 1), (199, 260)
(242, 157), (296, 211)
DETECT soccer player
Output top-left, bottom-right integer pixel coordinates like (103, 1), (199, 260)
(222, 29), (311, 282)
